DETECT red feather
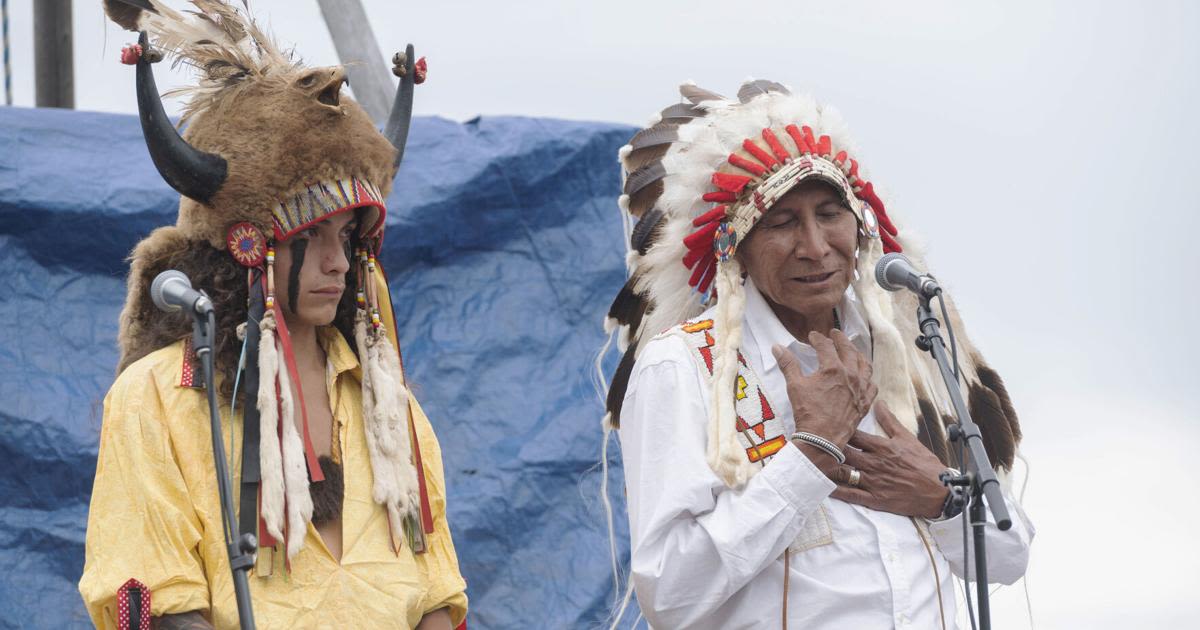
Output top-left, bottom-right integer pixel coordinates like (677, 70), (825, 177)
(694, 258), (717, 293)
(742, 139), (779, 170)
(689, 255), (714, 287)
(682, 245), (707, 269)
(683, 220), (720, 250)
(881, 231), (901, 254)
(816, 135), (832, 157)
(712, 172), (753, 193)
(801, 126), (818, 153)
(728, 154), (767, 176)
(692, 205), (728, 227)
(703, 191), (737, 202)
(762, 129), (792, 164)
(785, 124), (811, 154)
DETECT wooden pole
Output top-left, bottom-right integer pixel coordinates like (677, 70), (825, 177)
(3, 0), (12, 106)
(34, 0), (73, 109)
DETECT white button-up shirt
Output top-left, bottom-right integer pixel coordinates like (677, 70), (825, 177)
(619, 280), (1034, 629)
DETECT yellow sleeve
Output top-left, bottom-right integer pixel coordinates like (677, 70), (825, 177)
(78, 359), (210, 628)
(409, 397), (469, 627)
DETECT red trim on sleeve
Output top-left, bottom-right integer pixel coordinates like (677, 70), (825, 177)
(116, 578), (152, 630)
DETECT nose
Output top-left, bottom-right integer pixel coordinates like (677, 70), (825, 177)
(321, 236), (351, 275)
(791, 219), (832, 261)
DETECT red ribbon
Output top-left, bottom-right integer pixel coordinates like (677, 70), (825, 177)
(270, 303), (325, 483)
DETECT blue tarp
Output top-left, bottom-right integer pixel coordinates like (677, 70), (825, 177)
(0, 106), (641, 629)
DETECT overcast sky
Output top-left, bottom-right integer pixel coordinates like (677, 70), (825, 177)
(5, 1), (1199, 627)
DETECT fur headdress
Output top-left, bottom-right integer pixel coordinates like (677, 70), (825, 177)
(603, 80), (1021, 487)
(105, 0), (431, 563)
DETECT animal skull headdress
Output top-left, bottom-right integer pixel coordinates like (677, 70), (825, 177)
(105, 0), (431, 562)
(603, 80), (1022, 487)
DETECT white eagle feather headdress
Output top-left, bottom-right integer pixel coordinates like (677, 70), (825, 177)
(601, 80), (1021, 487)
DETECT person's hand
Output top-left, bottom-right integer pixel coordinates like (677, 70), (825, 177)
(773, 329), (876, 453)
(830, 401), (950, 519)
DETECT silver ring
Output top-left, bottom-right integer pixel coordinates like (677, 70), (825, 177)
(847, 468), (862, 488)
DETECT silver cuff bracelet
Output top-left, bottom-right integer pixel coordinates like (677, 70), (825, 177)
(790, 431), (846, 464)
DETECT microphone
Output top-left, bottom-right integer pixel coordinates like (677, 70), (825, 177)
(151, 270), (214, 316)
(874, 253), (941, 299)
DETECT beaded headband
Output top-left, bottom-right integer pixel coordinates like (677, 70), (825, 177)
(683, 124), (902, 298)
(272, 176), (386, 242)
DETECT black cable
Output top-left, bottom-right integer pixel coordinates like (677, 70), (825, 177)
(960, 433), (977, 630)
(936, 293), (976, 629)
(936, 291), (961, 382)
(202, 311), (236, 546)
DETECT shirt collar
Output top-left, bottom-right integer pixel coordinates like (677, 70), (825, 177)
(318, 326), (361, 378)
(742, 277), (872, 376)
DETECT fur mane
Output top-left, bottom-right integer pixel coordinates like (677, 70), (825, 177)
(106, 0), (301, 124)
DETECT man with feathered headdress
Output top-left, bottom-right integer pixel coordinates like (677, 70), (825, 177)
(79, 2), (465, 628)
(602, 80), (1034, 628)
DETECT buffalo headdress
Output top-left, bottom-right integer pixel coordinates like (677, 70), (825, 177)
(105, 0), (433, 564)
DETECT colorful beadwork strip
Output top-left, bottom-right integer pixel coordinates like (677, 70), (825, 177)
(272, 176), (385, 240)
(669, 319), (788, 465)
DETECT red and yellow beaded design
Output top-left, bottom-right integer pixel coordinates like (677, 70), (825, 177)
(226, 221), (267, 268)
(668, 319), (789, 465)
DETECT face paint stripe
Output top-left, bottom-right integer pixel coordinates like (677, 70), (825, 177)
(288, 238), (308, 315)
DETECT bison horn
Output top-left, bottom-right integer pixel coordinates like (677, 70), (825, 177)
(135, 31), (228, 203)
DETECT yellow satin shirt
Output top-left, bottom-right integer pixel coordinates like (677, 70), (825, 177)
(79, 328), (468, 629)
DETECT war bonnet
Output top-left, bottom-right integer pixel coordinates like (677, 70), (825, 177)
(602, 80), (1022, 488)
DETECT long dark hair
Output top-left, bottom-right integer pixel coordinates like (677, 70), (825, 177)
(134, 238), (361, 401)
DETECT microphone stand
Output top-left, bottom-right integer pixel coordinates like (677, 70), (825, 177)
(192, 300), (257, 629)
(913, 292), (1011, 630)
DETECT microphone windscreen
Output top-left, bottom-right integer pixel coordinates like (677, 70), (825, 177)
(151, 269), (190, 312)
(874, 252), (910, 292)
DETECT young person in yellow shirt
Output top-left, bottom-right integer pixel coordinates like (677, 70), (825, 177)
(80, 2), (466, 628)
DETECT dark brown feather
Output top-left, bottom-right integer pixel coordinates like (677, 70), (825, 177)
(624, 162), (667, 197)
(916, 397), (953, 467)
(103, 0), (152, 32)
(629, 125), (680, 150)
(967, 383), (1017, 471)
(680, 83), (725, 105)
(628, 180), (664, 219)
(623, 144), (670, 174)
(737, 79), (790, 103)
(630, 208), (665, 255)
(975, 362), (1022, 445)
(608, 279), (648, 332)
(605, 343), (640, 429)
(659, 103), (704, 122)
